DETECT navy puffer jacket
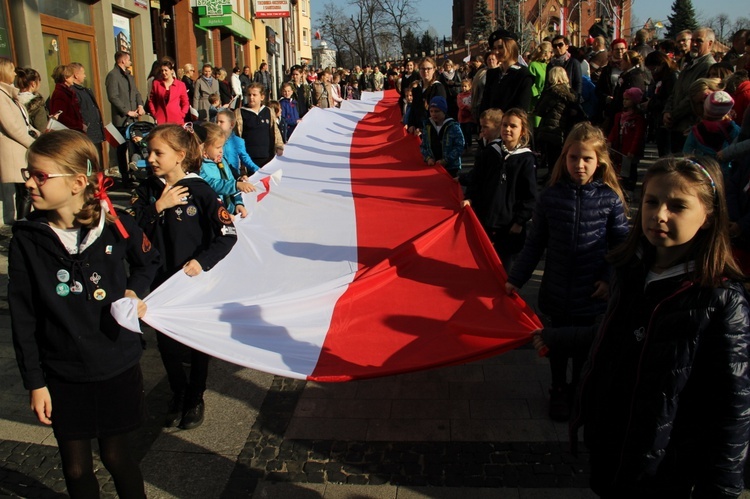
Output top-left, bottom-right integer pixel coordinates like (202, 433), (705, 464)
(573, 256), (750, 497)
(507, 178), (629, 318)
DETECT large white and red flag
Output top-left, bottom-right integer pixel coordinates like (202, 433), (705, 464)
(139, 90), (541, 381)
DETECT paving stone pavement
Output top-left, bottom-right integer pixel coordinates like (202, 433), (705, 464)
(2, 145), (748, 498)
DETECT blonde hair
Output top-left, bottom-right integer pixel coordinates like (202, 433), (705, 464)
(0, 57), (14, 84)
(198, 122), (226, 148)
(689, 77), (723, 118)
(547, 66), (570, 86)
(27, 130), (113, 229)
(531, 42), (552, 62)
(480, 108), (504, 140)
(148, 124), (203, 173)
(549, 122), (627, 209)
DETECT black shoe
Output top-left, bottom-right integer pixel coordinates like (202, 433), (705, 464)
(180, 401), (205, 430)
(164, 393), (184, 428)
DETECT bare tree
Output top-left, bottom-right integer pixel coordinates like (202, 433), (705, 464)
(707, 13), (731, 43)
(376, 0), (424, 58)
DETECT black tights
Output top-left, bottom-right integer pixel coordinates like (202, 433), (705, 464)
(58, 433), (145, 499)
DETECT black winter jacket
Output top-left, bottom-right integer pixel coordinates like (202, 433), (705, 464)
(507, 179), (629, 318)
(129, 174), (237, 286)
(9, 212), (160, 389)
(480, 64), (533, 115)
(464, 141), (537, 230)
(534, 83), (577, 146)
(572, 255), (750, 497)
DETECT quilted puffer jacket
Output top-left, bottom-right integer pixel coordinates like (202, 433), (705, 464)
(507, 179), (629, 318)
(572, 255), (750, 497)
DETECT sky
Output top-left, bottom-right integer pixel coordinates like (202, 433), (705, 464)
(311, 0), (745, 41)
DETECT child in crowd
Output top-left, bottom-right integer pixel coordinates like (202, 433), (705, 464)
(130, 124), (238, 430)
(10, 130), (160, 498)
(463, 108), (536, 268)
(207, 93), (222, 123)
(215, 109), (259, 177)
(196, 122), (254, 219)
(238, 83), (284, 168)
(684, 90), (741, 176)
(420, 96), (464, 178)
(279, 82), (300, 139)
(346, 75), (360, 100)
(535, 156), (750, 496)
(506, 123), (629, 421)
(533, 66), (577, 179)
(402, 85), (413, 128)
(268, 100), (288, 143)
(456, 77), (475, 150)
(607, 86), (647, 190)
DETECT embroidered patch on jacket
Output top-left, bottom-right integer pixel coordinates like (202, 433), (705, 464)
(218, 206), (233, 225)
(142, 233), (152, 253)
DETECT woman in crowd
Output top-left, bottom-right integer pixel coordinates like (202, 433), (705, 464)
(147, 59), (189, 125)
(15, 66), (48, 133)
(49, 64), (84, 132)
(0, 57), (39, 220)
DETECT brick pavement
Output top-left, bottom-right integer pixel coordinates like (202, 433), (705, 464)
(1, 145), (745, 498)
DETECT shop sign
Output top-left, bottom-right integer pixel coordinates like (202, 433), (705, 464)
(255, 0), (290, 18)
(134, 0), (148, 9)
(198, 15), (231, 27)
(196, 0), (231, 16)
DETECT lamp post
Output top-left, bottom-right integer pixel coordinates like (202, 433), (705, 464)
(465, 37), (470, 60)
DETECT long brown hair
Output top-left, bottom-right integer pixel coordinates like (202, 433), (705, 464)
(27, 130), (113, 229)
(608, 156), (743, 286)
(548, 122), (627, 209)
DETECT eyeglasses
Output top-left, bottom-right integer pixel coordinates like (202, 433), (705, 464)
(552, 42), (565, 48)
(692, 38), (705, 44)
(21, 168), (76, 185)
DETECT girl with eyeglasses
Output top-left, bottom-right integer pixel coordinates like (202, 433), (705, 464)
(10, 130), (160, 498)
(406, 56), (447, 135)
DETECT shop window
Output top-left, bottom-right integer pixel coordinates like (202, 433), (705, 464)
(194, 25), (213, 68)
(38, 0), (92, 26)
(0, 0), (13, 59)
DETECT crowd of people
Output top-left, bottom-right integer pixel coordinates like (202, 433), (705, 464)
(2, 22), (750, 499)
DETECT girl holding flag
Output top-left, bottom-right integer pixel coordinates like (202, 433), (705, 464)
(9, 130), (159, 498)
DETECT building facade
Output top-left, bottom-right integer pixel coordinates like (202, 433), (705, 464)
(452, 0), (632, 50)
(0, 0), (312, 224)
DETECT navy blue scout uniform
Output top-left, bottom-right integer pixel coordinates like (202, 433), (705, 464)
(240, 106), (275, 167)
(129, 172), (237, 429)
(9, 212), (160, 390)
(129, 173), (237, 287)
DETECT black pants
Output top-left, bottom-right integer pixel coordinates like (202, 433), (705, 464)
(156, 332), (210, 405)
(15, 183), (31, 220)
(547, 314), (597, 388)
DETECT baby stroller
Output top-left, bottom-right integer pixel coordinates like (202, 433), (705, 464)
(124, 121), (156, 183)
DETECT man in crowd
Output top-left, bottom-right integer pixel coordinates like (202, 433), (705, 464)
(663, 27), (717, 153)
(69, 62), (105, 168)
(105, 51), (144, 182)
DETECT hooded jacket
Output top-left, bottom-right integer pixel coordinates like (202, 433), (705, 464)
(9, 212), (160, 390)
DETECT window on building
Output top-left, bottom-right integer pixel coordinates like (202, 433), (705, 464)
(38, 0), (92, 25)
(194, 25), (213, 68)
(0, 0), (13, 59)
(302, 1), (307, 16)
(303, 28), (308, 46)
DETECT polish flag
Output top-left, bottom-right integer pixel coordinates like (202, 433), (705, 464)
(104, 122), (125, 148)
(140, 90), (541, 381)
